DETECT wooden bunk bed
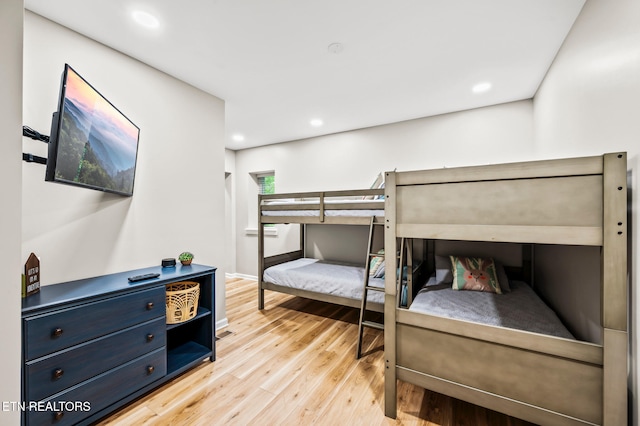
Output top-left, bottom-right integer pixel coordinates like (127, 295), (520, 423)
(383, 153), (628, 425)
(258, 188), (388, 312)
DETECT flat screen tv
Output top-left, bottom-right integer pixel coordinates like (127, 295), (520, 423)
(45, 64), (140, 196)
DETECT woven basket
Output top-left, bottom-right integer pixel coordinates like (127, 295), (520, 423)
(165, 281), (200, 324)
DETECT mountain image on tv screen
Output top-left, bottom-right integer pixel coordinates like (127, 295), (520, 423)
(55, 67), (139, 195)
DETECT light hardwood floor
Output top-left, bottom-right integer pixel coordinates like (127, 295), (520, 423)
(99, 278), (536, 426)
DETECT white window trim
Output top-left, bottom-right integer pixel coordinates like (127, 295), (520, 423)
(245, 227), (278, 236)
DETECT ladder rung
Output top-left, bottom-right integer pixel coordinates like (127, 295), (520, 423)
(369, 252), (384, 257)
(362, 320), (384, 330)
(365, 285), (384, 292)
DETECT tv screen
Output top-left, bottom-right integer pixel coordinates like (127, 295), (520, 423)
(45, 64), (140, 196)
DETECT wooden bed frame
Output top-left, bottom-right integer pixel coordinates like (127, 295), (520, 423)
(383, 153), (628, 425)
(258, 189), (387, 312)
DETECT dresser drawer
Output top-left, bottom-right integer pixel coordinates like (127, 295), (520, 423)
(24, 287), (165, 361)
(26, 317), (166, 401)
(26, 348), (166, 426)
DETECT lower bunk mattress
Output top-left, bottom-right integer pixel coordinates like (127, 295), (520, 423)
(263, 258), (384, 304)
(409, 278), (574, 339)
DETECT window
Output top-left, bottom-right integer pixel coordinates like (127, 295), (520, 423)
(257, 174), (275, 195)
(246, 171), (277, 235)
(257, 173), (275, 228)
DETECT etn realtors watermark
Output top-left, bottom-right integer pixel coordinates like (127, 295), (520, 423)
(3, 401), (91, 412)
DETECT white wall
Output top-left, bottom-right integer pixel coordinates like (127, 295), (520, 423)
(234, 100), (534, 277)
(533, 0), (640, 422)
(225, 149), (237, 275)
(22, 13), (227, 324)
(0, 1), (23, 424)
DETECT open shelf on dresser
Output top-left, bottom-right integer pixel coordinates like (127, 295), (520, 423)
(166, 306), (211, 331)
(167, 341), (212, 376)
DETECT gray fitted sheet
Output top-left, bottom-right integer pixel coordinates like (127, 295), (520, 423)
(409, 278), (574, 339)
(263, 258), (384, 304)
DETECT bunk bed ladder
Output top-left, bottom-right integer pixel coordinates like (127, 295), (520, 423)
(356, 217), (387, 359)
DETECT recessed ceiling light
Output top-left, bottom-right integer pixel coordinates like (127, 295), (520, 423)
(232, 134), (245, 142)
(132, 10), (160, 29)
(328, 42), (344, 54)
(472, 82), (492, 94)
(310, 119), (324, 127)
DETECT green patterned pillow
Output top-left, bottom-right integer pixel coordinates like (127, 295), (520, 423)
(450, 256), (501, 294)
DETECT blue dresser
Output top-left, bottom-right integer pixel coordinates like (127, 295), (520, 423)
(21, 264), (216, 425)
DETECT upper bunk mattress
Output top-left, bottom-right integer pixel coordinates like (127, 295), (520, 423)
(261, 199), (384, 217)
(263, 258), (384, 304)
(409, 279), (574, 340)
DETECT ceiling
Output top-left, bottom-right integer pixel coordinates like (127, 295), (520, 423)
(24, 0), (585, 150)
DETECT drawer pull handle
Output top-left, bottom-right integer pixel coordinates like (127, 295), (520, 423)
(146, 302), (154, 310)
(54, 411), (64, 421)
(147, 365), (155, 375)
(52, 327), (64, 338)
(53, 368), (64, 380)
(146, 333), (154, 342)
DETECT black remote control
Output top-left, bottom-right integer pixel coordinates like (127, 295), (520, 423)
(128, 273), (160, 282)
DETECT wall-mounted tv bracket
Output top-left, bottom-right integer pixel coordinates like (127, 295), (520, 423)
(22, 125), (48, 165)
(22, 153), (47, 164)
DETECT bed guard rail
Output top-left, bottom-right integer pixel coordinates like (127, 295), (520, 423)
(259, 189), (384, 224)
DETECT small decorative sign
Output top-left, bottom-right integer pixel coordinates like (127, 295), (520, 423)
(22, 253), (41, 298)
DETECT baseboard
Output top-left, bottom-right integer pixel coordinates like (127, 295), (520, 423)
(216, 317), (229, 331)
(225, 272), (257, 281)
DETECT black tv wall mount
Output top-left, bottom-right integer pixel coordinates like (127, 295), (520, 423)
(22, 125), (48, 165)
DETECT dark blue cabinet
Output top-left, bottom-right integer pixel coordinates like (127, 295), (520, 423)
(21, 264), (216, 425)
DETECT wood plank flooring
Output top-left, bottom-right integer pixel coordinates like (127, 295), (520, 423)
(98, 278), (536, 426)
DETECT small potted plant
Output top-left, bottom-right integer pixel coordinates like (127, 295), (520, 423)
(178, 251), (194, 266)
